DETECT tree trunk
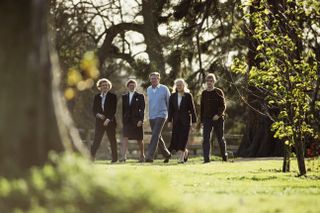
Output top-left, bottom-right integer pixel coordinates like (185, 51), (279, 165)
(237, 0), (283, 157)
(0, 0), (70, 177)
(295, 139), (306, 175)
(141, 0), (165, 74)
(237, 89), (283, 157)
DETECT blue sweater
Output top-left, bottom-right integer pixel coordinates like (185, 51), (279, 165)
(147, 84), (170, 119)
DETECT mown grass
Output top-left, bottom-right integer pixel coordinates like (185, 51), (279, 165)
(95, 157), (320, 213)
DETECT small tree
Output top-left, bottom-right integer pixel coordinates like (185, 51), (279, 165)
(232, 0), (320, 176)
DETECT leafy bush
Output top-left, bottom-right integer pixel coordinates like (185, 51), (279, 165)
(0, 153), (188, 213)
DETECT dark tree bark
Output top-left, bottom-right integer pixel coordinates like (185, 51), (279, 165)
(0, 0), (85, 178)
(97, 0), (166, 79)
(237, 0), (283, 158)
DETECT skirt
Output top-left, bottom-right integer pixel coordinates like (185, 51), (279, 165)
(123, 121), (143, 140)
(168, 121), (190, 152)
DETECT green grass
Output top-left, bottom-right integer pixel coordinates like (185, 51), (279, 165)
(95, 157), (320, 213)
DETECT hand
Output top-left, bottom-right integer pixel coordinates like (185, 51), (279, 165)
(96, 113), (105, 120)
(212, 115), (220, 121)
(137, 120), (143, 127)
(167, 122), (172, 128)
(103, 119), (110, 126)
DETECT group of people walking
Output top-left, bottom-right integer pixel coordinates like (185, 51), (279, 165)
(90, 72), (228, 164)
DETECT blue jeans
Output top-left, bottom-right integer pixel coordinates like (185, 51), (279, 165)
(202, 117), (227, 161)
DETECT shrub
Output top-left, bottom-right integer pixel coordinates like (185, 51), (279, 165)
(0, 153), (187, 213)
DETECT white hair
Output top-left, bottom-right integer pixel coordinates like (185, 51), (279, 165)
(149, 72), (161, 79)
(206, 73), (217, 83)
(96, 78), (112, 90)
(126, 79), (137, 87)
(172, 78), (190, 93)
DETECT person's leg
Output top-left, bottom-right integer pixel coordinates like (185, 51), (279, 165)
(178, 150), (185, 163)
(155, 118), (171, 160)
(202, 119), (213, 163)
(91, 125), (104, 160)
(146, 119), (156, 161)
(146, 118), (169, 160)
(213, 118), (228, 161)
(137, 140), (145, 162)
(120, 137), (128, 162)
(106, 125), (118, 162)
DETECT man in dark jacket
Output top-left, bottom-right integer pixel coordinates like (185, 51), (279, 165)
(200, 73), (228, 163)
(91, 78), (118, 163)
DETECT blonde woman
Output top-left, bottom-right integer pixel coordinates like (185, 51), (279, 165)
(91, 78), (118, 163)
(167, 79), (197, 163)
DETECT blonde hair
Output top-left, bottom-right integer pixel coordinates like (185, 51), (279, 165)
(149, 72), (161, 79)
(172, 78), (190, 93)
(96, 78), (112, 90)
(206, 73), (217, 83)
(126, 79), (137, 87)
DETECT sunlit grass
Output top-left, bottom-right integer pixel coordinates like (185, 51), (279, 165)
(95, 157), (320, 213)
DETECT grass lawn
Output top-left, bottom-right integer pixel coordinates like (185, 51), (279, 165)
(95, 156), (320, 213)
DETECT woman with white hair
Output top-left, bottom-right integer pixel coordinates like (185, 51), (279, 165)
(167, 78), (197, 163)
(91, 78), (118, 163)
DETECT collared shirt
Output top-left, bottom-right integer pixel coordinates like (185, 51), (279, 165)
(147, 84), (170, 119)
(100, 92), (107, 111)
(129, 91), (135, 105)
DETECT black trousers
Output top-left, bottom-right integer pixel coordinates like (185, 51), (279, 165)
(91, 121), (118, 161)
(202, 117), (227, 161)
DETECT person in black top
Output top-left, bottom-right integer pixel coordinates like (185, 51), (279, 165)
(120, 79), (145, 162)
(167, 79), (197, 163)
(200, 73), (228, 163)
(91, 78), (118, 163)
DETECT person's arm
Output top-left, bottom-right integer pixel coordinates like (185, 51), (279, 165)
(200, 91), (204, 123)
(216, 89), (226, 117)
(106, 94), (117, 121)
(189, 93), (197, 123)
(165, 86), (170, 109)
(167, 95), (174, 123)
(139, 94), (145, 121)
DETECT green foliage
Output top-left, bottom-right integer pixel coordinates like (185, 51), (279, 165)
(232, 0), (320, 148)
(0, 153), (188, 213)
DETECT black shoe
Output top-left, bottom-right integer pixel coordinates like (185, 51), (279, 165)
(184, 150), (189, 162)
(145, 159), (154, 163)
(111, 160), (117, 163)
(164, 154), (171, 163)
(203, 160), (210, 164)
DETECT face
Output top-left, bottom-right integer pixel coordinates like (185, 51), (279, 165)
(127, 82), (136, 92)
(99, 81), (110, 93)
(175, 81), (184, 93)
(150, 75), (160, 87)
(206, 78), (214, 89)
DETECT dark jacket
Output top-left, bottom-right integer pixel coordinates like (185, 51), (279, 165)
(92, 92), (117, 125)
(122, 92), (145, 125)
(168, 92), (197, 126)
(200, 88), (226, 123)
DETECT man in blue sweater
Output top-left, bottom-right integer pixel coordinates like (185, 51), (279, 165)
(145, 72), (171, 163)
